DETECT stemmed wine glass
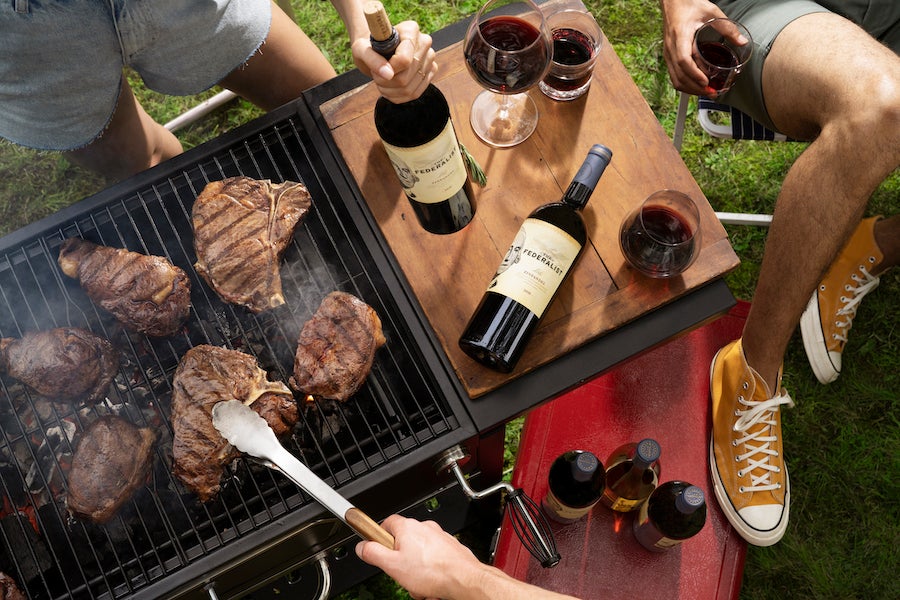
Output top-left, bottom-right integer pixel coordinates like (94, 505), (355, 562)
(463, 0), (552, 148)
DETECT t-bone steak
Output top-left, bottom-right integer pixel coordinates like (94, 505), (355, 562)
(171, 344), (298, 502)
(192, 177), (312, 313)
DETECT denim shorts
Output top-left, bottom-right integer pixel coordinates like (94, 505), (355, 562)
(712, 0), (900, 131)
(0, 0), (271, 151)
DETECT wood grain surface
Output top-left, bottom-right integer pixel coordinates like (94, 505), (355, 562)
(320, 33), (739, 399)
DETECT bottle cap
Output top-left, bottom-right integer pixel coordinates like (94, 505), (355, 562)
(564, 144), (613, 209)
(676, 485), (705, 513)
(572, 451), (599, 482)
(634, 438), (661, 468)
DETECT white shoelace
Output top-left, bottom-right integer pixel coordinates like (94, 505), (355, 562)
(832, 265), (880, 343)
(733, 392), (795, 493)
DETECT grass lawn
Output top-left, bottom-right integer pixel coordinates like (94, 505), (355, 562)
(0, 1), (896, 599)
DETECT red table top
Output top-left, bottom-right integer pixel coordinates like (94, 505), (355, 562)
(493, 302), (750, 599)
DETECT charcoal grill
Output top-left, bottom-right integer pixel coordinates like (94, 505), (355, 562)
(0, 19), (735, 599)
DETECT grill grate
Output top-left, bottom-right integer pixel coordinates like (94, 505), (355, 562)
(0, 112), (460, 599)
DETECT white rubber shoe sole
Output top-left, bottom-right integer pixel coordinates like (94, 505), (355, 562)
(800, 291), (840, 385)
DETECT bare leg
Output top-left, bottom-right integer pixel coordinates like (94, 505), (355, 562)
(741, 13), (900, 390)
(63, 79), (183, 182)
(220, 1), (337, 110)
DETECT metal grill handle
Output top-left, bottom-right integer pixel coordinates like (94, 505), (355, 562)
(435, 446), (560, 568)
(204, 554), (332, 600)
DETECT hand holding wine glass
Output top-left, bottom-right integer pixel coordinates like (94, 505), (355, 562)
(463, 0), (552, 147)
(693, 18), (752, 95)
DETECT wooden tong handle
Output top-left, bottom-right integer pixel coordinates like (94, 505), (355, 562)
(346, 507), (395, 549)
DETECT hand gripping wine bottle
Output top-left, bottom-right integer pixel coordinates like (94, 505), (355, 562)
(366, 1), (475, 235)
(633, 481), (707, 552)
(459, 144), (613, 372)
(600, 438), (662, 512)
(541, 450), (605, 524)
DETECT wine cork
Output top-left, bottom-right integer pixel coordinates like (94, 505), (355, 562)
(364, 1), (394, 42)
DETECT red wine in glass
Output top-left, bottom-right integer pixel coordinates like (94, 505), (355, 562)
(464, 15), (551, 94)
(544, 27), (594, 91)
(697, 40), (740, 91)
(621, 204), (697, 277)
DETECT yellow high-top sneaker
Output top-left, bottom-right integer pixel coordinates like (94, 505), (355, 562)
(709, 338), (794, 546)
(801, 216), (884, 384)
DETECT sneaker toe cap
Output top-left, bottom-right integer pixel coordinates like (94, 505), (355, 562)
(738, 504), (788, 544)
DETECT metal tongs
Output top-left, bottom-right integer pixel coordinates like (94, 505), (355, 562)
(211, 399), (394, 549)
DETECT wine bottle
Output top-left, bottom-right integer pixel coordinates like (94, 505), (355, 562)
(366, 1), (475, 235)
(541, 450), (605, 524)
(600, 438), (662, 512)
(633, 481), (707, 552)
(458, 144), (612, 372)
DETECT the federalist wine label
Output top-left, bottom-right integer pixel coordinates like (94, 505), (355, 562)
(381, 120), (468, 204)
(542, 489), (594, 523)
(634, 501), (682, 551)
(489, 218), (582, 317)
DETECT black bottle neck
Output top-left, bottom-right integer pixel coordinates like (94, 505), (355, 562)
(563, 182), (592, 211)
(372, 29), (400, 59)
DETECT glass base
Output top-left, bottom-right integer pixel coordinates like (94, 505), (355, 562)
(539, 77), (592, 102)
(469, 90), (540, 148)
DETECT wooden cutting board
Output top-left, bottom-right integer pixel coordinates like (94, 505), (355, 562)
(319, 33), (739, 399)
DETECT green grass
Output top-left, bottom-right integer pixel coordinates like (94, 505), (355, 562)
(1, 1), (897, 599)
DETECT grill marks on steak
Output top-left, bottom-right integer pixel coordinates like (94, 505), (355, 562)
(66, 415), (158, 524)
(0, 328), (118, 403)
(58, 238), (191, 337)
(192, 177), (312, 313)
(289, 292), (386, 402)
(171, 345), (298, 502)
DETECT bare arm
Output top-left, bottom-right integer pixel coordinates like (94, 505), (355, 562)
(355, 515), (580, 600)
(330, 0), (438, 102)
(658, 0), (746, 96)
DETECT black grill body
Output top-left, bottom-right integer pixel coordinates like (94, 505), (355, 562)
(0, 94), (491, 600)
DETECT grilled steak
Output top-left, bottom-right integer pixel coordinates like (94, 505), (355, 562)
(192, 177), (312, 313)
(171, 345), (297, 502)
(0, 572), (25, 600)
(67, 415), (158, 524)
(0, 328), (118, 403)
(289, 291), (386, 401)
(58, 238), (191, 337)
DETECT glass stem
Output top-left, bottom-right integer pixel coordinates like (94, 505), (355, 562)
(498, 93), (513, 121)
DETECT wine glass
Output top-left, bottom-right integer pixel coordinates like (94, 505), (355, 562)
(463, 0), (552, 147)
(619, 190), (701, 278)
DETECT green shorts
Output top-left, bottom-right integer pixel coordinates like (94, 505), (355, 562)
(712, 0), (900, 131)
